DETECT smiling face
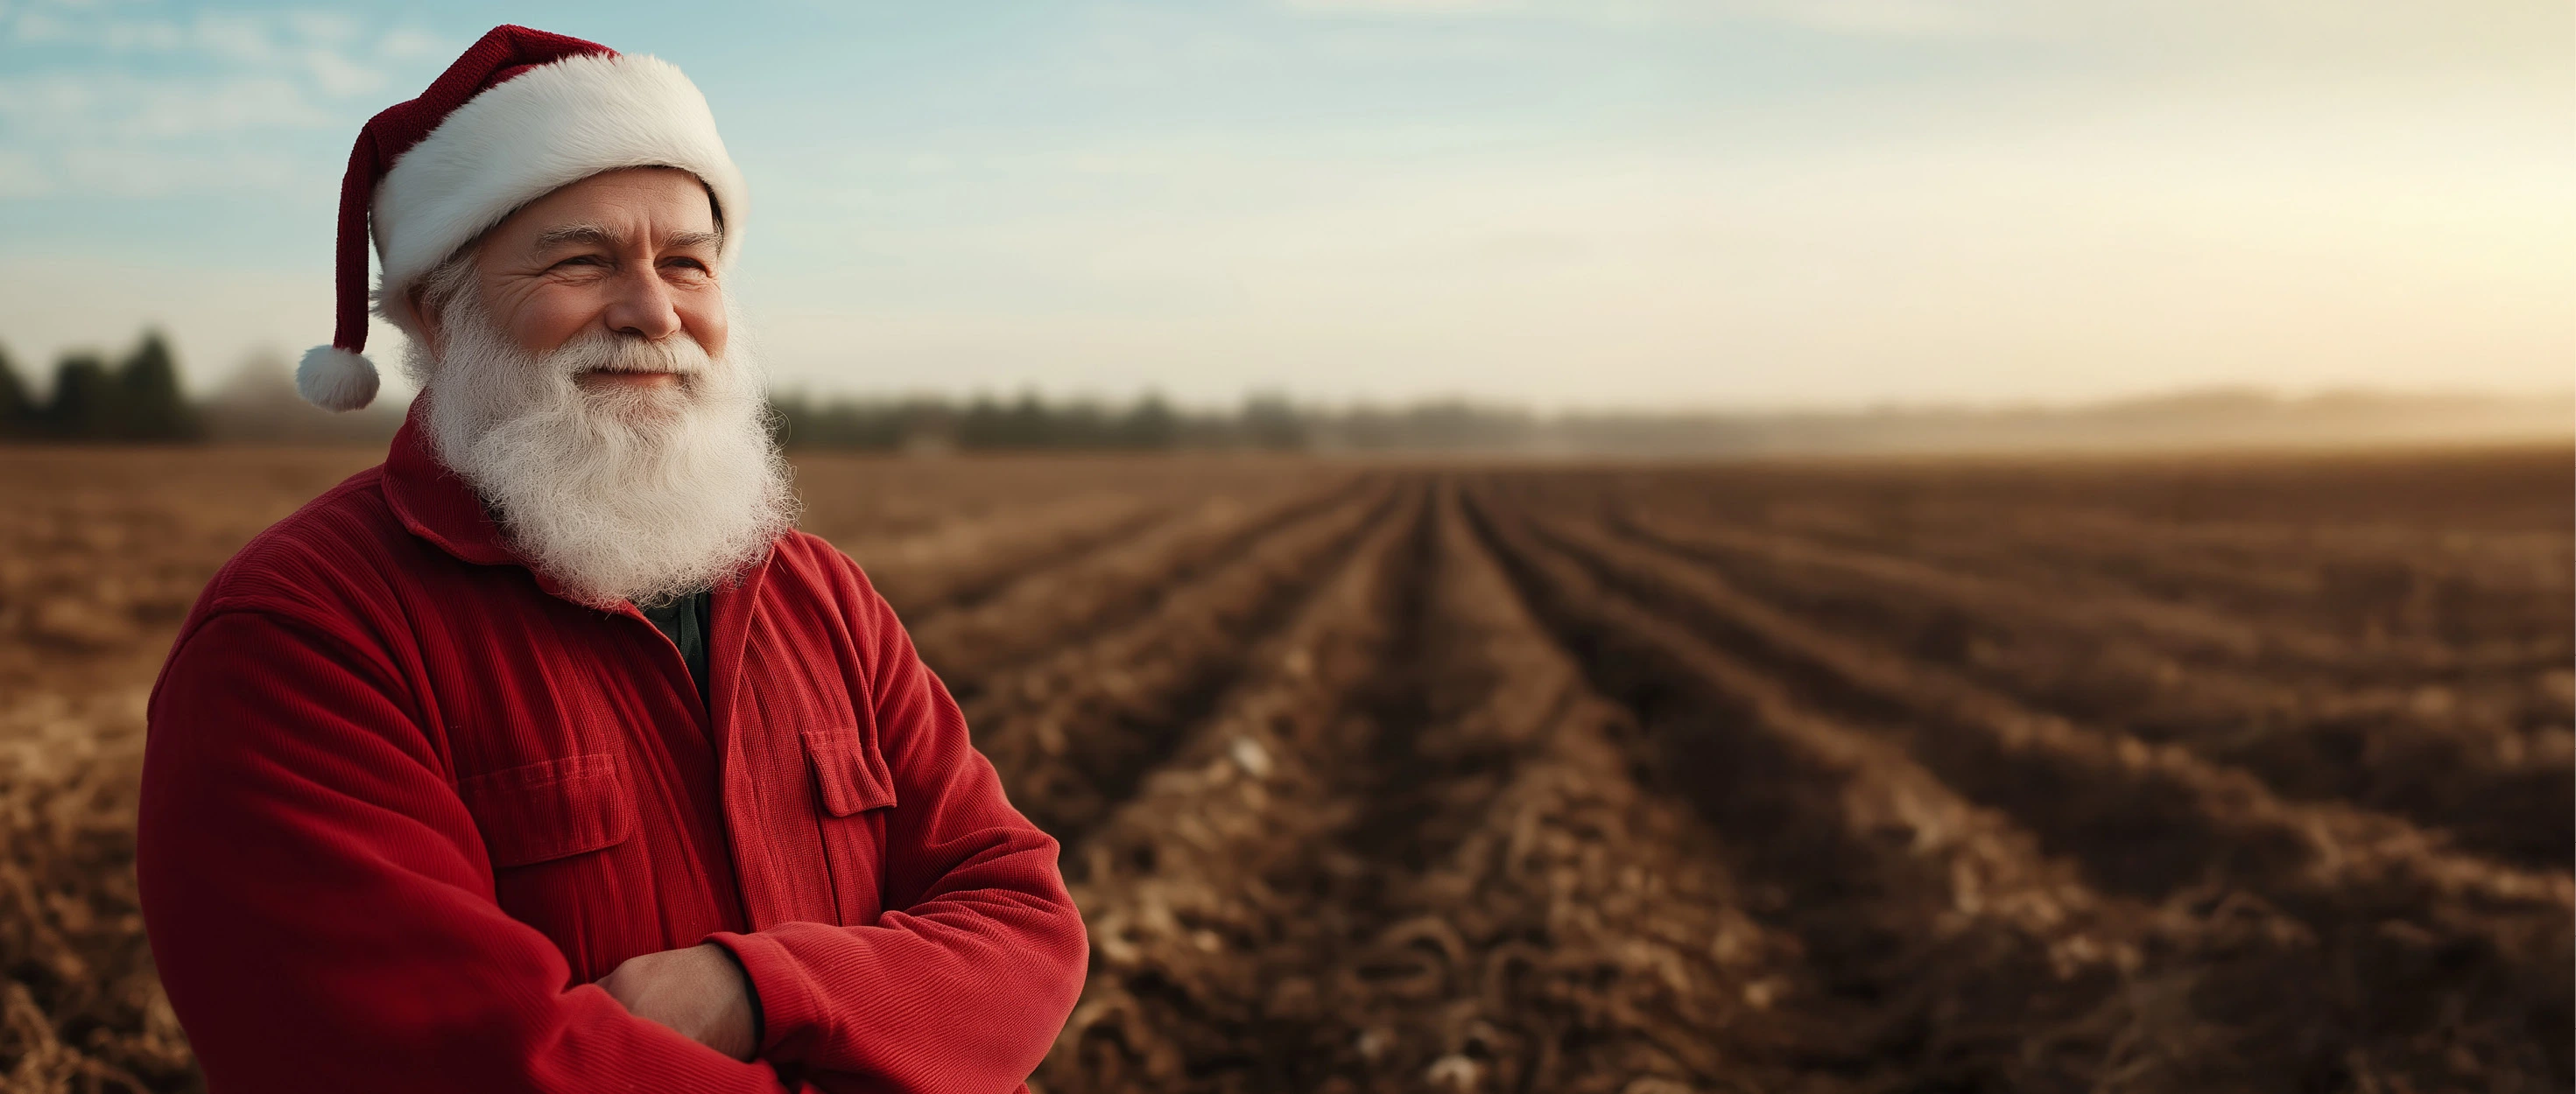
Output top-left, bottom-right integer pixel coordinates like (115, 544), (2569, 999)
(420, 165), (728, 396)
(398, 165), (796, 609)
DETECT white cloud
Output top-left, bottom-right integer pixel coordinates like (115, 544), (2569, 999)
(303, 46), (383, 96)
(377, 26), (449, 61)
(96, 18), (178, 50)
(1273, 0), (2572, 59)
(1282, 0), (1506, 12)
(0, 72), (336, 138)
(736, 75), (2572, 409)
(0, 9), (451, 200)
(1730, 0), (1996, 36)
(1275, 0), (1978, 32)
(282, 10), (359, 46)
(13, 9), (69, 41)
(0, 149), (48, 198)
(57, 144), (304, 194)
(187, 11), (275, 62)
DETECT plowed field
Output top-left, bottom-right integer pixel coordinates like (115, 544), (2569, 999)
(2, 445), (2568, 1093)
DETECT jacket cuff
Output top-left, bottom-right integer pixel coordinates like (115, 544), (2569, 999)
(703, 930), (820, 1059)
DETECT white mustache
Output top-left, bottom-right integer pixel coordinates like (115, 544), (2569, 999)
(551, 330), (713, 378)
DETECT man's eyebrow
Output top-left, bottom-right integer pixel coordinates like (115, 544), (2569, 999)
(529, 224), (722, 252)
(531, 223), (620, 251)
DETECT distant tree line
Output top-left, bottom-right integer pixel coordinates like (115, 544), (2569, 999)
(8, 331), (2567, 454)
(771, 390), (1317, 452)
(0, 333), (200, 441)
(773, 387), (2576, 455)
(771, 391), (1586, 452)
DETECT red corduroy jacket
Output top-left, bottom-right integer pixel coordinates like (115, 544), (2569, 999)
(136, 410), (1087, 1093)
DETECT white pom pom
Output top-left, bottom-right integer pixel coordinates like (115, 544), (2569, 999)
(296, 345), (380, 411)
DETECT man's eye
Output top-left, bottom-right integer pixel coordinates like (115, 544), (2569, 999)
(554, 256), (606, 269)
(663, 257), (709, 271)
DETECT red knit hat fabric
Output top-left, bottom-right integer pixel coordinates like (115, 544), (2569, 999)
(298, 25), (747, 410)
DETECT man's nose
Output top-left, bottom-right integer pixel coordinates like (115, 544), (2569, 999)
(602, 264), (684, 341)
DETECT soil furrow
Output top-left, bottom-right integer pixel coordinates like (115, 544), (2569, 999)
(1506, 503), (2574, 1088)
(961, 485), (1401, 842)
(1607, 505), (2575, 866)
(1756, 505), (2571, 675)
(915, 479), (1387, 702)
(1038, 486), (1426, 1092)
(1467, 487), (2182, 1090)
(857, 496), (1180, 616)
(1510, 460), (2571, 677)
(1471, 486), (2572, 1091)
(11, 445), (2572, 1094)
(1301, 485), (1834, 1093)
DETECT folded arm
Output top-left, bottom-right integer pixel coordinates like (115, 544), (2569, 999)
(707, 564), (1087, 1091)
(138, 608), (806, 1094)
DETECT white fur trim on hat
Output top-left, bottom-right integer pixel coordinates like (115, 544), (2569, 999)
(297, 345), (381, 411)
(370, 52), (747, 334)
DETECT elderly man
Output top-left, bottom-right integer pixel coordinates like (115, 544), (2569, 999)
(134, 26), (1086, 1093)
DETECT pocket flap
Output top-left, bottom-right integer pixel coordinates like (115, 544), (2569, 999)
(456, 753), (634, 867)
(801, 728), (897, 817)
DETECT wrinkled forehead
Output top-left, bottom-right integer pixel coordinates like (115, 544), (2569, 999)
(489, 166), (724, 256)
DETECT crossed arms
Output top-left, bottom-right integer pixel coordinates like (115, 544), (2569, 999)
(136, 593), (1085, 1093)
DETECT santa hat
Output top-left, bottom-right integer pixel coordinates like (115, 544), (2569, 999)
(298, 25), (748, 410)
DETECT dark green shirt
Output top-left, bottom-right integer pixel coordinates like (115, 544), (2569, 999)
(632, 587), (762, 1041)
(637, 589), (713, 705)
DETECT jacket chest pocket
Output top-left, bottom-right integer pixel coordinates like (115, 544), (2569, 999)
(801, 726), (896, 925)
(457, 753), (634, 867)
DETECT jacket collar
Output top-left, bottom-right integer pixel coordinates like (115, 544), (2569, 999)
(383, 397), (522, 569)
(379, 396), (778, 610)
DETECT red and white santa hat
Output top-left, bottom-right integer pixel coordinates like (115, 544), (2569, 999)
(298, 25), (748, 410)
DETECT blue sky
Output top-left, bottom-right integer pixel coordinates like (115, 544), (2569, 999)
(1, 0), (2566, 410)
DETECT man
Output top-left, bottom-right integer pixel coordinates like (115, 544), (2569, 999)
(135, 26), (1087, 1093)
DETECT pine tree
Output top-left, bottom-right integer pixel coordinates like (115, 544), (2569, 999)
(1240, 392), (1306, 451)
(116, 329), (201, 440)
(0, 340), (29, 438)
(1003, 389), (1052, 448)
(45, 353), (119, 440)
(1118, 392), (1178, 449)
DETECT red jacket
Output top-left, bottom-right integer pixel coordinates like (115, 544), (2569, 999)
(137, 409), (1087, 1093)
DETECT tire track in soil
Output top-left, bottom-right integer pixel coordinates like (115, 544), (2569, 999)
(1466, 486), (2567, 1092)
(1496, 500), (2573, 1090)
(918, 479), (1390, 709)
(1603, 505), (2574, 868)
(963, 483), (1403, 842)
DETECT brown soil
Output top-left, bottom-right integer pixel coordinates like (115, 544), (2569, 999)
(2, 445), (2566, 1094)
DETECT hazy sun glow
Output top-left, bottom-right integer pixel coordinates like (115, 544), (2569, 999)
(0, 0), (2565, 410)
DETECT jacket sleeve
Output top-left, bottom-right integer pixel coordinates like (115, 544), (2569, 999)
(705, 561), (1087, 1092)
(137, 607), (809, 1094)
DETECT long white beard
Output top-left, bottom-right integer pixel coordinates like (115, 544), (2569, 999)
(406, 292), (799, 609)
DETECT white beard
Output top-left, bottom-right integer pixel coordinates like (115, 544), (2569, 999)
(406, 292), (799, 609)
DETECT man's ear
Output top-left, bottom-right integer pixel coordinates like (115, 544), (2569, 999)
(409, 284), (443, 359)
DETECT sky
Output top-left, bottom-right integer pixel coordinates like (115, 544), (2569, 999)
(0, 0), (2566, 411)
